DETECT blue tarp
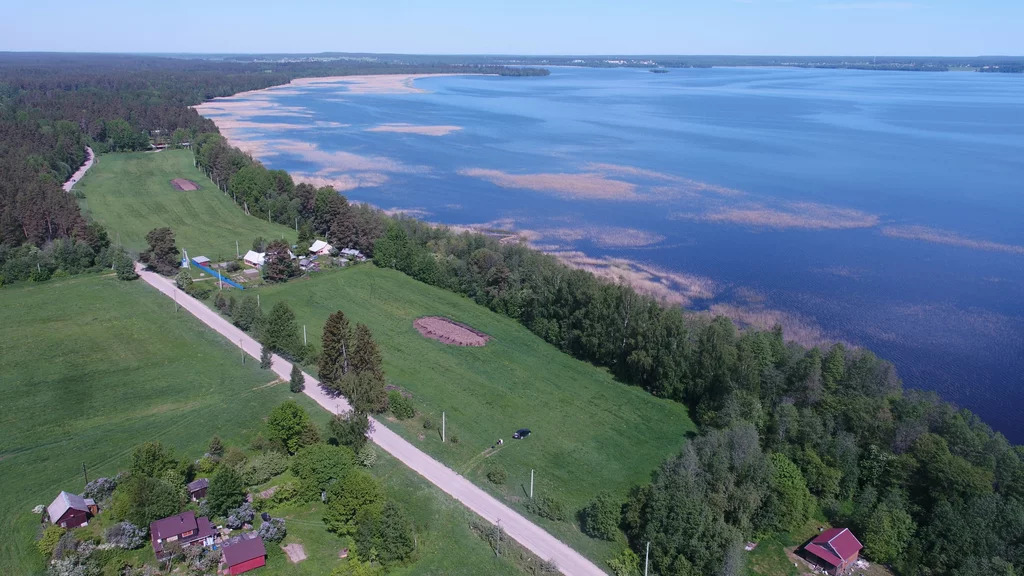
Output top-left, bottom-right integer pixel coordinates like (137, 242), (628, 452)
(192, 259), (245, 290)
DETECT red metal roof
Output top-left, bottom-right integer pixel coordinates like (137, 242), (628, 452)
(805, 528), (863, 567)
(223, 535), (266, 566)
(150, 511), (197, 541)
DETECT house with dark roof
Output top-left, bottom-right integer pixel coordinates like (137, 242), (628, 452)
(149, 511), (216, 559)
(222, 534), (267, 575)
(187, 478), (209, 501)
(46, 491), (93, 529)
(801, 527), (864, 575)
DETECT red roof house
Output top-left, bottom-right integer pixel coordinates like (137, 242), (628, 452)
(222, 535), (267, 575)
(149, 511), (217, 559)
(187, 478), (209, 501)
(46, 491), (92, 529)
(802, 527), (863, 575)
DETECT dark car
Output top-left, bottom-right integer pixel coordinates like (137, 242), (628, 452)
(513, 428), (531, 439)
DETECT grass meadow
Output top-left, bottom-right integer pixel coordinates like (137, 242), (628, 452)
(250, 265), (696, 562)
(75, 150), (296, 259)
(0, 275), (523, 575)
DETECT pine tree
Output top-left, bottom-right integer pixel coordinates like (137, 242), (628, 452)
(208, 436), (224, 460)
(260, 345), (273, 369)
(263, 301), (301, 358)
(113, 249), (138, 280)
(290, 363), (305, 393)
(319, 310), (352, 393)
(351, 323), (383, 378)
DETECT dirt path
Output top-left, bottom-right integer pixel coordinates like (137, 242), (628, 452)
(62, 147), (94, 192)
(134, 264), (606, 576)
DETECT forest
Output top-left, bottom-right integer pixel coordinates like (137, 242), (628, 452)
(2, 54), (1022, 576)
(0, 53), (545, 253)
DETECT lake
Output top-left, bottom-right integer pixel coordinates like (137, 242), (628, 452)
(196, 66), (1024, 441)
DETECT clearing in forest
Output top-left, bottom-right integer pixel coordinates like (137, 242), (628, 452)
(74, 150), (296, 258)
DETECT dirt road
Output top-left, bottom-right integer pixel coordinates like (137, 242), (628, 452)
(135, 264), (607, 576)
(62, 147), (95, 192)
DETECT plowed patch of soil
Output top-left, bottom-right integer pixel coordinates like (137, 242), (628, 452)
(283, 543), (306, 563)
(170, 178), (199, 191)
(414, 317), (490, 346)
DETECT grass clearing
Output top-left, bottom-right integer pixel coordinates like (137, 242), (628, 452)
(0, 275), (522, 575)
(251, 265), (696, 562)
(75, 150), (295, 259)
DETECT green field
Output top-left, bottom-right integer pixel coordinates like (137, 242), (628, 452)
(73, 150), (696, 566)
(0, 275), (523, 575)
(76, 150), (296, 259)
(251, 266), (696, 561)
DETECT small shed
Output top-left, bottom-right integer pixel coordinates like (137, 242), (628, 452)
(187, 478), (209, 501)
(309, 240), (333, 255)
(46, 491), (92, 529)
(802, 527), (863, 575)
(243, 250), (265, 268)
(222, 535), (267, 575)
(193, 256), (211, 267)
(340, 248), (364, 260)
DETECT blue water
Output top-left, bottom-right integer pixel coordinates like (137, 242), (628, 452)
(201, 67), (1024, 441)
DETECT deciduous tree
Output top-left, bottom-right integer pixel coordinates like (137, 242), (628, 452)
(139, 227), (180, 276)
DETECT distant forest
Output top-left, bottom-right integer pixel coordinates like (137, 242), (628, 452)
(2, 53), (1023, 576)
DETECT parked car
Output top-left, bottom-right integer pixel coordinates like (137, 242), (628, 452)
(513, 428), (531, 439)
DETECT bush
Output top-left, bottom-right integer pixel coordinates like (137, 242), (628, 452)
(185, 282), (214, 301)
(105, 522), (145, 549)
(356, 445), (378, 468)
(487, 466), (508, 485)
(527, 495), (567, 522)
(422, 418), (434, 430)
(258, 517), (287, 543)
(37, 525), (65, 558)
(225, 502), (255, 529)
(388, 391), (414, 419)
(83, 477), (118, 504)
(241, 451), (290, 486)
(579, 492), (621, 541)
(225, 261), (241, 272)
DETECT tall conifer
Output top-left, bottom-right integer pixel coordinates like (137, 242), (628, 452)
(319, 310), (352, 393)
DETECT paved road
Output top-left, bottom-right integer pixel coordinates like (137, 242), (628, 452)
(62, 147), (95, 192)
(135, 264), (607, 576)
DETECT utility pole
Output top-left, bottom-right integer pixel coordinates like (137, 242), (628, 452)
(82, 462), (88, 486)
(644, 541), (650, 576)
(441, 411), (446, 443)
(303, 325), (307, 346)
(241, 339), (245, 364)
(236, 240), (240, 259)
(530, 469), (534, 499)
(295, 217), (299, 232)
(257, 294), (260, 309)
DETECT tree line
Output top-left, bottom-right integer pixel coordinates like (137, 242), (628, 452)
(0, 53), (544, 253)
(186, 124), (1023, 576)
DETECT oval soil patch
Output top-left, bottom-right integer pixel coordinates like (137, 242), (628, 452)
(414, 317), (490, 346)
(170, 178), (199, 191)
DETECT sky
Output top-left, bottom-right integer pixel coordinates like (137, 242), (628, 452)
(1, 0), (1022, 56)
